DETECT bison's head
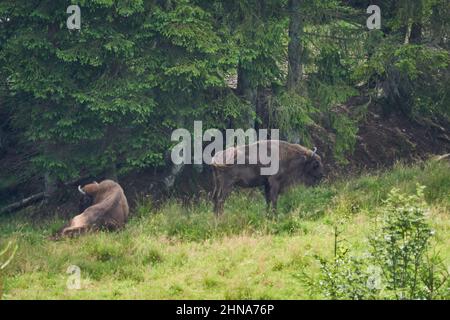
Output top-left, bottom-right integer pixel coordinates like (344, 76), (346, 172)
(303, 147), (324, 186)
(77, 182), (98, 212)
(78, 193), (94, 212)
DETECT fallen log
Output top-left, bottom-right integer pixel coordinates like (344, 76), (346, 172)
(0, 175), (103, 216)
(0, 192), (45, 215)
(432, 153), (450, 162)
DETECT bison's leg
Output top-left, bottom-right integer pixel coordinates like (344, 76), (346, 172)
(214, 199), (222, 216)
(211, 167), (217, 201)
(212, 167), (220, 213)
(60, 214), (90, 238)
(215, 184), (232, 216)
(61, 225), (90, 238)
(264, 182), (272, 212)
(214, 182), (226, 215)
(214, 176), (234, 216)
(52, 221), (71, 240)
(268, 178), (280, 214)
(213, 169), (226, 215)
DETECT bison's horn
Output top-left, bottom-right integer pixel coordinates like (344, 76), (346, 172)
(311, 147), (317, 157)
(78, 185), (86, 195)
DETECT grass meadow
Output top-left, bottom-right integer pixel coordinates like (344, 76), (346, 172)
(0, 160), (449, 299)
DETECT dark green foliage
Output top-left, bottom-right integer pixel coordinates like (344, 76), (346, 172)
(0, 0), (448, 204)
(0, 0), (238, 184)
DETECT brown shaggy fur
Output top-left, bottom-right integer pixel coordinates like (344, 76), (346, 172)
(211, 140), (324, 215)
(54, 180), (129, 238)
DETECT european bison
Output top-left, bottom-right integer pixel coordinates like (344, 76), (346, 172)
(55, 180), (129, 238)
(211, 140), (324, 215)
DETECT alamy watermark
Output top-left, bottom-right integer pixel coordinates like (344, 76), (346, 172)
(171, 121), (280, 175)
(66, 5), (379, 31)
(67, 5), (81, 30)
(367, 5), (381, 30)
(66, 265), (81, 290)
(366, 265), (383, 290)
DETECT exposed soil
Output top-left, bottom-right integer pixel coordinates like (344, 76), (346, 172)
(308, 97), (450, 177)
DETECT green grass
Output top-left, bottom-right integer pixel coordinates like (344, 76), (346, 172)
(0, 160), (449, 299)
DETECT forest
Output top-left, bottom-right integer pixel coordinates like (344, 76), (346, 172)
(0, 0), (449, 300)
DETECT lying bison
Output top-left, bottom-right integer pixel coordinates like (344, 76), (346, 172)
(54, 180), (129, 238)
(211, 140), (324, 215)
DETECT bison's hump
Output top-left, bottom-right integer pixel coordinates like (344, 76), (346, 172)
(211, 147), (238, 166)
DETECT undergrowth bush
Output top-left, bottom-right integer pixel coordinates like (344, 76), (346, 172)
(309, 185), (449, 300)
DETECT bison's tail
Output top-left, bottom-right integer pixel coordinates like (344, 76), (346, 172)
(211, 166), (217, 200)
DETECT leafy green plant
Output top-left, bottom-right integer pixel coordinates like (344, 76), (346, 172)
(330, 113), (359, 164)
(309, 197), (379, 300)
(369, 185), (448, 299)
(270, 91), (317, 145)
(311, 186), (449, 300)
(315, 249), (381, 300)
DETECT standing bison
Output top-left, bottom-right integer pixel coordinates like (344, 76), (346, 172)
(211, 140), (324, 215)
(55, 180), (129, 238)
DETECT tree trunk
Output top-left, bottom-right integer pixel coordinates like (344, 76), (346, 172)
(0, 125), (4, 152)
(44, 172), (57, 200)
(404, 20), (412, 44)
(237, 62), (257, 128)
(105, 162), (119, 182)
(409, 22), (422, 44)
(103, 125), (119, 182)
(287, 0), (304, 93)
(163, 163), (184, 190)
(43, 141), (57, 201)
(255, 87), (272, 131)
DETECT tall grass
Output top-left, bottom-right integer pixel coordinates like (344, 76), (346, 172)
(125, 160), (450, 241)
(0, 160), (448, 299)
